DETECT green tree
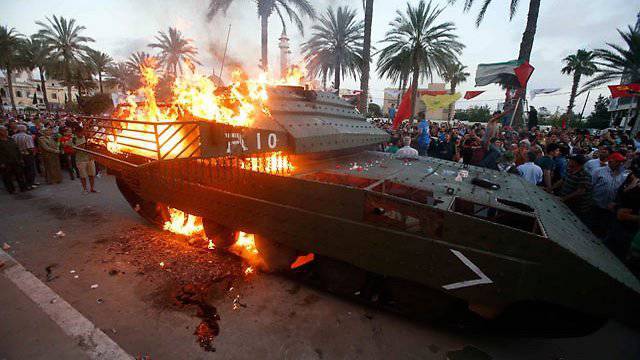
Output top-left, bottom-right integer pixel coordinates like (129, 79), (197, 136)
(379, 0), (464, 121)
(457, 105), (491, 123)
(106, 62), (137, 92)
(148, 27), (200, 77)
(440, 61), (469, 121)
(302, 6), (364, 91)
(367, 102), (382, 117)
(377, 47), (412, 105)
(207, 0), (315, 72)
(358, 0), (374, 114)
(19, 36), (52, 110)
(582, 27), (640, 127)
(84, 49), (112, 94)
(561, 49), (597, 117)
(35, 15), (94, 109)
(0, 26), (25, 111)
(586, 95), (610, 130)
(126, 51), (156, 74)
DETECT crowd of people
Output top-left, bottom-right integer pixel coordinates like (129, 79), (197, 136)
(0, 111), (98, 195)
(376, 110), (640, 272)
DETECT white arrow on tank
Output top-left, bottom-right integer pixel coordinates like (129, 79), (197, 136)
(442, 249), (493, 290)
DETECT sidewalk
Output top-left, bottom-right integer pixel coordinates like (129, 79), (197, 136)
(0, 249), (130, 360)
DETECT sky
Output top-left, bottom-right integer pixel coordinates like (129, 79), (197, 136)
(4, 0), (639, 115)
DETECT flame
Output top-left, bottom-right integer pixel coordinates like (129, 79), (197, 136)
(233, 231), (258, 255)
(244, 266), (254, 275)
(163, 207), (205, 237)
(240, 151), (294, 175)
(276, 65), (307, 86)
(106, 64), (270, 157)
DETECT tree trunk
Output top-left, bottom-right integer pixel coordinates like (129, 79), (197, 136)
(517, 0), (541, 62)
(261, 15), (269, 72)
(511, 0), (541, 128)
(567, 71), (580, 115)
(7, 68), (17, 111)
(99, 72), (103, 94)
(358, 0), (374, 114)
(38, 66), (49, 110)
(322, 70), (327, 90)
(409, 56), (420, 122)
(399, 72), (408, 105)
(65, 62), (73, 110)
(448, 82), (457, 122)
(334, 62), (341, 91)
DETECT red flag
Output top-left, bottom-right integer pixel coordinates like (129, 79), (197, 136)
(464, 90), (484, 100)
(392, 86), (414, 130)
(608, 84), (640, 98)
(514, 61), (534, 88)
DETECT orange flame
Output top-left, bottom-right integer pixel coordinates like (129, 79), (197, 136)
(240, 151), (295, 175)
(163, 207), (204, 237)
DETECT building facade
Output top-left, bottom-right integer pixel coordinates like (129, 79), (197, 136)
(383, 83), (451, 121)
(0, 70), (78, 110)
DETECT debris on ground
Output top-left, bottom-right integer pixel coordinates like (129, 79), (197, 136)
(96, 298), (104, 304)
(2, 242), (10, 250)
(0, 261), (5, 269)
(70, 270), (76, 274)
(91, 284), (99, 289)
(54, 230), (66, 238)
(108, 269), (119, 276)
(106, 225), (242, 288)
(45, 264), (59, 282)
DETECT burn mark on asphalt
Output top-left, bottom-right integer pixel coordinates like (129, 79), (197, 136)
(175, 284), (220, 352)
(446, 345), (492, 360)
(45, 264), (59, 282)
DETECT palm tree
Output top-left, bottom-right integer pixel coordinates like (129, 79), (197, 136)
(106, 62), (137, 92)
(148, 27), (200, 77)
(561, 49), (597, 117)
(84, 49), (112, 94)
(302, 6), (365, 91)
(19, 36), (52, 109)
(35, 15), (94, 108)
(0, 26), (25, 111)
(379, 0), (464, 120)
(206, 0), (315, 72)
(376, 47), (412, 104)
(450, 0), (541, 62)
(582, 27), (640, 127)
(359, 0), (374, 114)
(440, 61), (469, 121)
(126, 51), (156, 74)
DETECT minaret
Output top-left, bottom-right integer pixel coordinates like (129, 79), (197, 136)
(278, 30), (291, 78)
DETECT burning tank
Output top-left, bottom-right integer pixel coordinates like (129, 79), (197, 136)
(75, 69), (640, 329)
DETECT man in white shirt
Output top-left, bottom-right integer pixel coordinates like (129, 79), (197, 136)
(584, 146), (609, 175)
(11, 124), (37, 188)
(395, 136), (419, 160)
(517, 151), (543, 185)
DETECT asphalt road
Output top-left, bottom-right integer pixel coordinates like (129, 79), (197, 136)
(1, 175), (639, 360)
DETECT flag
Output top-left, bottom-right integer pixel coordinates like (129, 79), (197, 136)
(475, 59), (534, 88)
(420, 93), (461, 110)
(392, 86), (414, 130)
(530, 88), (561, 99)
(608, 84), (640, 98)
(464, 90), (484, 100)
(514, 61), (534, 88)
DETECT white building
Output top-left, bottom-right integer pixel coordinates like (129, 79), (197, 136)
(0, 70), (78, 110)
